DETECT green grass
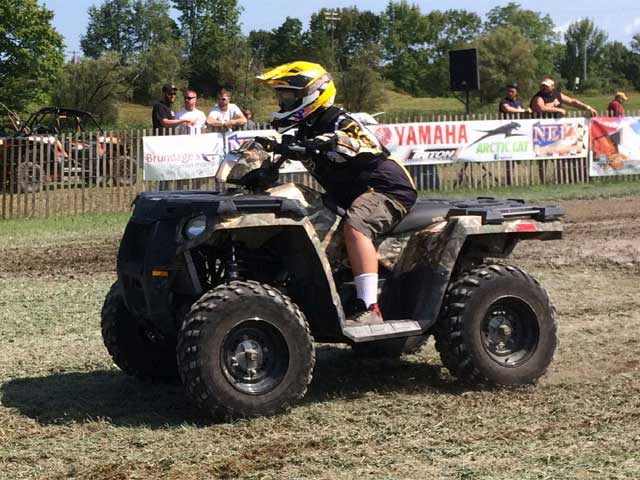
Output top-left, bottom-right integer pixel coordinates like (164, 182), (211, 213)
(116, 90), (640, 128)
(421, 176), (640, 202)
(0, 212), (128, 247)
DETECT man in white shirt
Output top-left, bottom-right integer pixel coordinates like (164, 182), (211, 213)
(175, 89), (207, 134)
(206, 88), (247, 132)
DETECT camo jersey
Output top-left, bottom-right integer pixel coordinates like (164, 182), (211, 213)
(291, 106), (417, 212)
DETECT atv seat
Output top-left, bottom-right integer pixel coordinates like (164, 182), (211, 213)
(389, 199), (452, 235)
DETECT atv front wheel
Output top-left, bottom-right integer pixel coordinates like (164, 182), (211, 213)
(434, 264), (557, 385)
(101, 282), (178, 382)
(177, 280), (315, 419)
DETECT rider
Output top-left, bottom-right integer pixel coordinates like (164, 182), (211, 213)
(255, 61), (417, 327)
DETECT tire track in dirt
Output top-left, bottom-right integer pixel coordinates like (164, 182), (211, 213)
(0, 239), (118, 278)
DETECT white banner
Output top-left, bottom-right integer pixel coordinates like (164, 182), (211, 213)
(143, 133), (224, 181)
(370, 118), (589, 165)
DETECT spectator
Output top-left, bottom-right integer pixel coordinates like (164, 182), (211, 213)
(607, 92), (627, 117)
(499, 84), (531, 115)
(243, 109), (257, 130)
(206, 88), (247, 132)
(151, 84), (191, 134)
(175, 89), (207, 134)
(529, 77), (597, 117)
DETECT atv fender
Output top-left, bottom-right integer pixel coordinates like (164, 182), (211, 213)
(183, 214), (346, 340)
(386, 215), (563, 331)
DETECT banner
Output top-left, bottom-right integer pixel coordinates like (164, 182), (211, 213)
(370, 118), (589, 165)
(590, 116), (640, 176)
(143, 133), (224, 181)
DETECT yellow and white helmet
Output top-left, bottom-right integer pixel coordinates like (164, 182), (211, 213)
(256, 61), (336, 132)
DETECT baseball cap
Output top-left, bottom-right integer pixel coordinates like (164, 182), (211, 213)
(540, 78), (554, 87)
(616, 91), (628, 101)
(162, 84), (178, 93)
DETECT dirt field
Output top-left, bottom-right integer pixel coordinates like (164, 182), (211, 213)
(0, 196), (639, 479)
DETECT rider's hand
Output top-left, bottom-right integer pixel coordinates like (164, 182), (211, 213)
(303, 134), (336, 155)
(254, 136), (277, 153)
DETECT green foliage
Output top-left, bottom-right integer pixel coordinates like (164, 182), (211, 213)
(81, 0), (178, 62)
(131, 40), (186, 104)
(475, 27), (538, 104)
(336, 48), (384, 112)
(52, 53), (132, 124)
(560, 19), (608, 90)
(173, 0), (243, 95)
(484, 2), (559, 79)
(0, 0), (64, 112)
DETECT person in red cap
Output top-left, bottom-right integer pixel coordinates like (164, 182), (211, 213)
(607, 92), (628, 117)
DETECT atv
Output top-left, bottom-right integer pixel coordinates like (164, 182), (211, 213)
(101, 140), (564, 419)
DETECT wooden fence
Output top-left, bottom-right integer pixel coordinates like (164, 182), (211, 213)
(1, 111), (638, 220)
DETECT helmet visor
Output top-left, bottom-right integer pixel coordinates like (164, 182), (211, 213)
(276, 89), (299, 111)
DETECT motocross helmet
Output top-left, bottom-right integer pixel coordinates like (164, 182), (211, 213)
(256, 61), (336, 132)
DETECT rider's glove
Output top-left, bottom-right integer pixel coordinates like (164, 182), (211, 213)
(254, 136), (277, 153)
(303, 134), (336, 155)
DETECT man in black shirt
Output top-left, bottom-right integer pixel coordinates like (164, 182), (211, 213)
(152, 84), (192, 134)
(499, 84), (531, 115)
(529, 77), (597, 117)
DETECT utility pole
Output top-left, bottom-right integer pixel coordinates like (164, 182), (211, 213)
(323, 8), (340, 68)
(583, 39), (588, 83)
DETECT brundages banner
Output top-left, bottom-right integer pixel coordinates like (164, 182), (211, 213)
(143, 133), (225, 180)
(370, 118), (589, 165)
(590, 116), (640, 176)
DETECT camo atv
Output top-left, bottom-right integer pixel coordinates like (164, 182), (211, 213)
(101, 141), (564, 419)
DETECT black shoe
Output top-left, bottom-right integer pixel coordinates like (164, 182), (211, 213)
(345, 301), (384, 327)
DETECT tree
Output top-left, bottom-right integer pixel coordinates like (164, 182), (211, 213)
(52, 53), (132, 125)
(266, 17), (304, 66)
(81, 0), (136, 61)
(0, 0), (64, 112)
(560, 19), (608, 90)
(484, 3), (558, 79)
(602, 41), (640, 91)
(173, 0), (243, 95)
(132, 40), (185, 104)
(336, 47), (384, 112)
(81, 0), (178, 62)
(475, 27), (538, 104)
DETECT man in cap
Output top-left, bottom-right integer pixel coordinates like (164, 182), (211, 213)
(152, 84), (192, 134)
(499, 83), (531, 115)
(607, 92), (628, 117)
(529, 77), (597, 117)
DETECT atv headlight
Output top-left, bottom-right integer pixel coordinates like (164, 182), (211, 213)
(184, 215), (207, 240)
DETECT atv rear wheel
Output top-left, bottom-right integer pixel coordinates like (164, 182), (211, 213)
(101, 281), (178, 382)
(177, 280), (315, 419)
(434, 264), (557, 385)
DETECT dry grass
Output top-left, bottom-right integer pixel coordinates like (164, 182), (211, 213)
(1, 197), (640, 479)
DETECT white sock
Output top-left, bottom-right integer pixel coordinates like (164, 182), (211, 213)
(354, 273), (378, 307)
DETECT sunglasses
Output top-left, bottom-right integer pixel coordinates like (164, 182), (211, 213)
(218, 97), (230, 101)
(166, 92), (177, 96)
(184, 96), (196, 100)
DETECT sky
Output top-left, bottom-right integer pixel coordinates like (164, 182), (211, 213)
(40, 0), (640, 58)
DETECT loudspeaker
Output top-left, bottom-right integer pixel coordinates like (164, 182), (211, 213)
(449, 48), (480, 91)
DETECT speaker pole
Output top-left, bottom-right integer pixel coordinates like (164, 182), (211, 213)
(465, 89), (470, 115)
